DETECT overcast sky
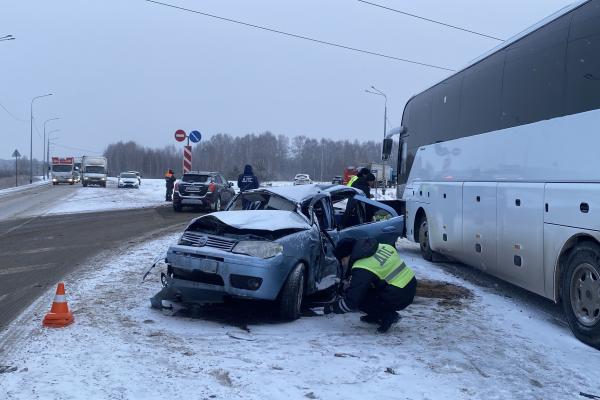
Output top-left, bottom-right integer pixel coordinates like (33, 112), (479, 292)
(0, 0), (576, 159)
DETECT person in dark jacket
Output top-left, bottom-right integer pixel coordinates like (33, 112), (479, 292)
(238, 164), (260, 209)
(324, 237), (417, 333)
(351, 172), (376, 198)
(346, 167), (370, 187)
(165, 169), (176, 201)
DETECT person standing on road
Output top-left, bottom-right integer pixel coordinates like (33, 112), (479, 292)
(324, 237), (417, 333)
(165, 169), (176, 202)
(352, 172), (376, 198)
(238, 164), (259, 209)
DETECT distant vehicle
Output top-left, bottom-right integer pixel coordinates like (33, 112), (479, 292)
(343, 167), (357, 185)
(81, 156), (108, 187)
(118, 172), (140, 189)
(50, 157), (75, 185)
(393, 0), (600, 348)
(331, 176), (343, 185)
(149, 184), (404, 320)
(73, 157), (82, 183)
(293, 174), (312, 185)
(125, 171), (142, 186)
(173, 171), (236, 212)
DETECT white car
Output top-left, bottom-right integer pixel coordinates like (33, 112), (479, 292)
(293, 174), (312, 185)
(126, 171), (142, 186)
(118, 172), (140, 189)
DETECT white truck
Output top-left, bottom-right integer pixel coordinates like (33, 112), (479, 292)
(81, 156), (108, 187)
(362, 162), (393, 188)
(51, 157), (75, 185)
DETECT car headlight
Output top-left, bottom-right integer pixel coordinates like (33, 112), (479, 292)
(101, 177), (106, 180)
(232, 241), (283, 259)
(84, 177), (89, 180)
(52, 179), (57, 182)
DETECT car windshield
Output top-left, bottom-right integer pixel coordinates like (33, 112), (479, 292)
(182, 174), (210, 183)
(228, 192), (296, 211)
(85, 166), (105, 174)
(120, 173), (137, 178)
(52, 165), (72, 172)
(295, 175), (309, 179)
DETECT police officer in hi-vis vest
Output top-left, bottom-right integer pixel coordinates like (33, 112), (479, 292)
(324, 237), (417, 333)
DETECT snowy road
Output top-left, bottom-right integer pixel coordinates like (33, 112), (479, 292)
(1, 235), (598, 399)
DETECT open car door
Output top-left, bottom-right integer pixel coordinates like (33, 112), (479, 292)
(337, 195), (404, 246)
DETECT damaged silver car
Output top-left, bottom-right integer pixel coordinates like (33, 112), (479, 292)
(149, 184), (404, 320)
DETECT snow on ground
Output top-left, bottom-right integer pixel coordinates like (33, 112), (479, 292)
(1, 234), (599, 399)
(0, 178), (48, 196)
(46, 178), (167, 215)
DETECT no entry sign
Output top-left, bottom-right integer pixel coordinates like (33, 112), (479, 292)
(174, 129), (187, 142)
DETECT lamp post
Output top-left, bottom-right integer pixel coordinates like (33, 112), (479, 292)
(43, 117), (60, 180)
(365, 86), (388, 195)
(47, 131), (60, 178)
(30, 93), (53, 183)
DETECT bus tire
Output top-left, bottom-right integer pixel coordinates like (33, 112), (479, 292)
(418, 215), (434, 262)
(561, 242), (600, 350)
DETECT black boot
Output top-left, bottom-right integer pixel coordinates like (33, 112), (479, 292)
(377, 312), (400, 333)
(360, 314), (380, 324)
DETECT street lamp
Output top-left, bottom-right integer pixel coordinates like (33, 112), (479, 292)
(30, 93), (53, 183)
(365, 85), (388, 194)
(43, 117), (60, 180)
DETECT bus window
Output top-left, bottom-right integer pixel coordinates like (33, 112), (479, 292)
(566, 0), (600, 115)
(500, 13), (571, 129)
(431, 75), (463, 141)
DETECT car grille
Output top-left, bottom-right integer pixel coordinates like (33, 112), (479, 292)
(180, 231), (237, 252)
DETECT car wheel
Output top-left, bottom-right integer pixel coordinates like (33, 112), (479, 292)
(561, 242), (600, 350)
(418, 215), (434, 262)
(278, 263), (305, 320)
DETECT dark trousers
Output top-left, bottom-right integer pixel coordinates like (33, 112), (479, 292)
(166, 187), (173, 201)
(359, 277), (417, 319)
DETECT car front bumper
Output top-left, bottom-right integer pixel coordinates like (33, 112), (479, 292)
(159, 244), (294, 305)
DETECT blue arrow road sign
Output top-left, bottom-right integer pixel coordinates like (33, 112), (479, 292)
(189, 130), (202, 143)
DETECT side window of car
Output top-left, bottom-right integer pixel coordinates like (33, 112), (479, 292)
(213, 175), (223, 184)
(364, 203), (393, 223)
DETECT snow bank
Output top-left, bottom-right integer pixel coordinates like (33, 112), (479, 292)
(46, 178), (167, 215)
(0, 178), (48, 197)
(1, 237), (599, 399)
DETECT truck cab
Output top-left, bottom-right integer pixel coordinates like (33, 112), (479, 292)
(51, 157), (75, 185)
(81, 156), (108, 187)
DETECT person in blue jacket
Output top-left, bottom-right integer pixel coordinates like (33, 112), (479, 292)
(238, 165), (259, 209)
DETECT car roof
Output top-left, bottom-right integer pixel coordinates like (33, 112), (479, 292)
(184, 171), (219, 175)
(260, 184), (359, 203)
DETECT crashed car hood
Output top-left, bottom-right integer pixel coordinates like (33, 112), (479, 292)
(198, 210), (310, 231)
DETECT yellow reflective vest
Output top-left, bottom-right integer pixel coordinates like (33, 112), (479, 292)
(347, 175), (358, 187)
(352, 244), (415, 289)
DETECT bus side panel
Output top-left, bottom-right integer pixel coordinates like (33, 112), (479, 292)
(545, 183), (600, 231)
(461, 183), (498, 272)
(543, 224), (600, 301)
(427, 182), (463, 255)
(495, 183), (546, 297)
(403, 183), (429, 242)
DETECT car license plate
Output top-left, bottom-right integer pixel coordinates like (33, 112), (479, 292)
(197, 259), (218, 274)
(186, 186), (200, 192)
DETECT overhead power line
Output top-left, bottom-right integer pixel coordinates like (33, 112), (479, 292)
(49, 141), (102, 155)
(0, 102), (28, 122)
(143, 0), (455, 72)
(357, 0), (504, 42)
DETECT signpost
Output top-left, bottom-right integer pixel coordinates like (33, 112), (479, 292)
(12, 149), (21, 187)
(174, 129), (201, 174)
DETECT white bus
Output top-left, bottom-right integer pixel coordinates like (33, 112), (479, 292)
(392, 0), (600, 348)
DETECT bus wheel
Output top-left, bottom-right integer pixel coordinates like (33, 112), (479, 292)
(418, 216), (434, 262)
(561, 242), (600, 350)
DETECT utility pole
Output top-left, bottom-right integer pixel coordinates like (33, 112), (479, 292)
(30, 93), (53, 183)
(365, 86), (388, 196)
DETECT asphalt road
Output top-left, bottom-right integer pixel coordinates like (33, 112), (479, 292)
(0, 182), (74, 221)
(0, 206), (194, 330)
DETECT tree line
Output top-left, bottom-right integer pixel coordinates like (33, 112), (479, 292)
(103, 132), (398, 181)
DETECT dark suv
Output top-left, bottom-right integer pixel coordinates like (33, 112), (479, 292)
(173, 172), (236, 212)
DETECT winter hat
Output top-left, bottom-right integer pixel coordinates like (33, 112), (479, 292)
(334, 238), (357, 260)
(365, 173), (376, 182)
(358, 167), (370, 177)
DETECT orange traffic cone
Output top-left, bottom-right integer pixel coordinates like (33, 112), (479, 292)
(42, 282), (74, 328)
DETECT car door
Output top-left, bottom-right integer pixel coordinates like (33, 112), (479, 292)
(337, 195), (404, 246)
(308, 195), (342, 290)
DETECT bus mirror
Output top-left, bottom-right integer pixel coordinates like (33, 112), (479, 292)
(382, 138), (393, 161)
